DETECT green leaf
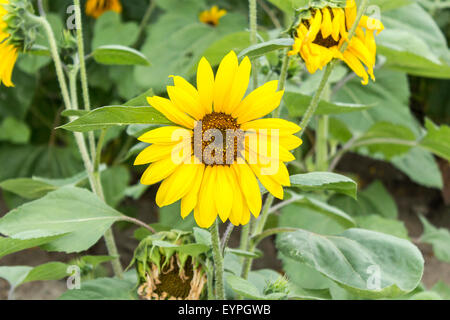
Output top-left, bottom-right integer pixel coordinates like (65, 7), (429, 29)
(290, 172), (357, 199)
(0, 117), (30, 144)
(101, 166), (131, 208)
(277, 228), (424, 298)
(22, 262), (69, 283)
(419, 215), (450, 263)
(0, 262), (68, 290)
(420, 119), (450, 162)
(0, 235), (64, 260)
(226, 248), (261, 259)
(59, 277), (137, 300)
(356, 122), (417, 159)
(0, 170), (91, 200)
(124, 88), (154, 107)
(355, 215), (409, 239)
(92, 12), (139, 49)
(286, 194), (356, 228)
(79, 255), (117, 268)
(135, 11), (247, 92)
(334, 69), (420, 136)
(285, 91), (372, 116)
(61, 110), (89, 118)
(391, 147), (443, 189)
(431, 281), (450, 300)
(0, 187), (124, 253)
(409, 291), (443, 300)
(203, 31), (253, 66)
(59, 106), (172, 132)
(378, 4), (450, 79)
(93, 45), (150, 66)
(238, 38), (294, 60)
(0, 178), (57, 200)
(359, 180), (398, 219)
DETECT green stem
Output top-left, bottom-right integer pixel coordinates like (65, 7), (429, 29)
(249, 0), (259, 89)
(30, 12), (123, 279)
(73, 0), (96, 160)
(298, 0), (370, 138)
(316, 115), (329, 171)
(251, 227), (297, 247)
(206, 259), (215, 300)
(273, 52), (290, 118)
(94, 129), (107, 173)
(210, 220), (225, 300)
(134, 0), (156, 47)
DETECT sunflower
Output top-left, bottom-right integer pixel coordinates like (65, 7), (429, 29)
(135, 51), (302, 229)
(199, 6), (227, 26)
(288, 0), (384, 85)
(0, 0), (19, 87)
(85, 0), (122, 19)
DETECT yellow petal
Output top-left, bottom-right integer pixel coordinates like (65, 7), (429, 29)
(147, 96), (195, 128)
(223, 56), (251, 114)
(213, 51), (239, 112)
(138, 126), (192, 144)
(215, 166), (233, 222)
(134, 142), (189, 165)
(233, 163), (262, 218)
(167, 86), (204, 121)
(141, 156), (183, 186)
(242, 118), (301, 136)
(156, 157), (204, 207)
(232, 80), (279, 119)
(249, 163), (284, 200)
(195, 166), (218, 228)
(181, 166), (205, 218)
(321, 8), (332, 39)
(279, 135), (303, 151)
(197, 57), (215, 115)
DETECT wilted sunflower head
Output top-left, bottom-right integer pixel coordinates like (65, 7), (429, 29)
(288, 0), (384, 85)
(132, 230), (208, 300)
(85, 0), (122, 19)
(0, 0), (36, 87)
(199, 6), (227, 26)
(134, 51), (302, 229)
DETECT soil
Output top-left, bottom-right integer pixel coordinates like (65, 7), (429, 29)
(0, 153), (449, 300)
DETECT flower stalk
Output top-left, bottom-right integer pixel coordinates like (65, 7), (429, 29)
(210, 219), (225, 300)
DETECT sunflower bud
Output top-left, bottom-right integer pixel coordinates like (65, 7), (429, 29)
(263, 275), (290, 299)
(132, 230), (208, 300)
(1, 0), (38, 51)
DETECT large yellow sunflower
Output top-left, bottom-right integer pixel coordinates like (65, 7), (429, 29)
(135, 51), (302, 228)
(0, 0), (18, 87)
(85, 0), (122, 19)
(199, 6), (227, 26)
(288, 0), (384, 85)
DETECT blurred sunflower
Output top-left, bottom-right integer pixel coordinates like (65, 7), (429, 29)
(288, 0), (384, 85)
(199, 6), (227, 26)
(0, 0), (18, 87)
(135, 51), (302, 228)
(85, 0), (122, 19)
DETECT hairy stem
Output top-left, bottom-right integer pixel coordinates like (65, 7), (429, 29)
(31, 12), (123, 278)
(210, 220), (225, 300)
(249, 0), (259, 89)
(298, 0), (370, 138)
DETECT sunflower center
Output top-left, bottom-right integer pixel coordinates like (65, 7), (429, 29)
(193, 112), (244, 166)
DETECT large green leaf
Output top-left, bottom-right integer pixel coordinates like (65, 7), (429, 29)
(92, 12), (139, 49)
(420, 119), (450, 162)
(238, 38), (294, 60)
(359, 180), (398, 219)
(59, 106), (172, 132)
(135, 11), (247, 92)
(277, 228), (424, 298)
(282, 194), (356, 228)
(285, 91), (372, 116)
(59, 277), (137, 300)
(0, 235), (64, 260)
(390, 147), (443, 189)
(355, 215), (409, 239)
(0, 187), (124, 253)
(290, 172), (357, 199)
(93, 45), (150, 66)
(378, 4), (450, 79)
(334, 69), (420, 136)
(419, 216), (450, 263)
